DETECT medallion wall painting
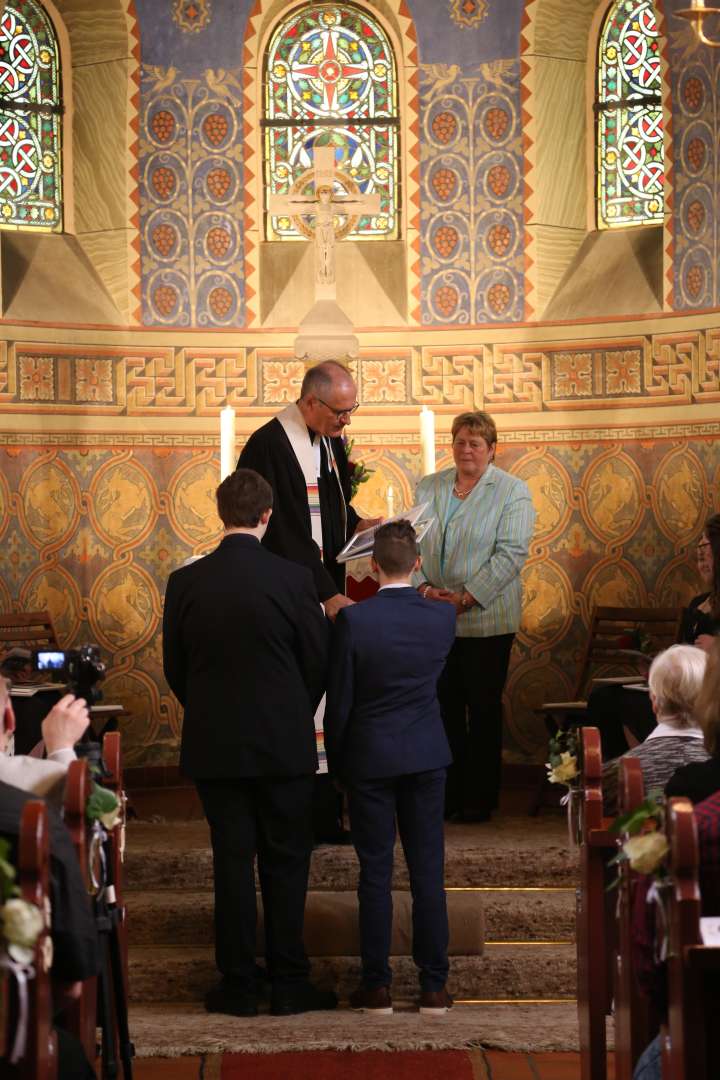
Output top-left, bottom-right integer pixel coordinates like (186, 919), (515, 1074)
(0, 426), (715, 767)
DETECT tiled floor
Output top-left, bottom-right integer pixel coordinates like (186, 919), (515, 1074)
(131, 1050), (617, 1079)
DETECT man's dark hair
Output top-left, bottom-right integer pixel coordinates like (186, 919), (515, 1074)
(300, 360), (352, 399)
(372, 520), (418, 577)
(216, 468), (273, 528)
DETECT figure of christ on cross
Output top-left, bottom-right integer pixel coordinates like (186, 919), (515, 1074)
(268, 147), (381, 298)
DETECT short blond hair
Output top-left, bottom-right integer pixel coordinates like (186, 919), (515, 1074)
(695, 638), (720, 756)
(647, 644), (707, 728)
(451, 411), (497, 447)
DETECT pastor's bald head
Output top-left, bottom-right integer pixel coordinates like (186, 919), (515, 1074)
(299, 361), (358, 437)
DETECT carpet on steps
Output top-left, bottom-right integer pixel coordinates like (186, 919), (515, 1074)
(128, 1002), (606, 1056)
(127, 890), (485, 956)
(128, 945), (577, 1003)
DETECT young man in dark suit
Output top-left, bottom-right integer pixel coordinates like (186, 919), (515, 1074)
(163, 468), (335, 1018)
(325, 521), (457, 1015)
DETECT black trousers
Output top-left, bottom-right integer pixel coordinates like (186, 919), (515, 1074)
(438, 634), (515, 817)
(195, 775), (314, 990)
(347, 768), (449, 992)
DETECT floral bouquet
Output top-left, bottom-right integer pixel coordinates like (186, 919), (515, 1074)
(609, 792), (668, 883)
(546, 727), (579, 788)
(0, 837), (43, 967)
(343, 436), (374, 501)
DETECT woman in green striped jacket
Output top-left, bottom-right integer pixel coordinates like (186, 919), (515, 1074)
(415, 410), (536, 823)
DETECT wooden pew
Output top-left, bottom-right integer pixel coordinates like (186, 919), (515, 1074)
(576, 725), (616, 1080)
(662, 797), (720, 1080)
(2, 800), (57, 1079)
(613, 757), (656, 1080)
(62, 758), (98, 1065)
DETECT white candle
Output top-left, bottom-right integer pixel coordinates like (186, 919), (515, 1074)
(420, 405), (436, 476)
(220, 406), (236, 481)
(387, 483), (395, 519)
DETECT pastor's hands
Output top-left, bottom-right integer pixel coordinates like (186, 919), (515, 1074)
(324, 593), (355, 621)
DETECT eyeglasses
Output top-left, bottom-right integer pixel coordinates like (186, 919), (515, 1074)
(697, 541), (712, 554)
(316, 396), (360, 420)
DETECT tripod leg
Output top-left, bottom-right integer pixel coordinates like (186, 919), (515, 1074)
(108, 909), (134, 1079)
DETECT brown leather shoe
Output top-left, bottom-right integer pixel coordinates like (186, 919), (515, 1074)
(419, 988), (453, 1015)
(349, 985), (393, 1014)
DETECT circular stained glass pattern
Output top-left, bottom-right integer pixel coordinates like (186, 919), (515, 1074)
(265, 4), (398, 240)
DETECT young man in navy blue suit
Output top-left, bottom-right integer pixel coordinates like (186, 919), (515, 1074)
(325, 521), (457, 1014)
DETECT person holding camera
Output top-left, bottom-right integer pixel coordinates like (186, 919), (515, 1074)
(163, 468), (336, 1018)
(0, 678), (90, 809)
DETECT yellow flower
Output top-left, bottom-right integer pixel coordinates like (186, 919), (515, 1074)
(623, 832), (669, 875)
(2, 898), (44, 964)
(546, 751), (578, 785)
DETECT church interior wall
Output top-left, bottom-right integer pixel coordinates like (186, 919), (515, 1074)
(0, 0), (718, 768)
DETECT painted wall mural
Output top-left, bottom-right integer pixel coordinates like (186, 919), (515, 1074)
(0, 426), (716, 767)
(419, 61), (525, 325)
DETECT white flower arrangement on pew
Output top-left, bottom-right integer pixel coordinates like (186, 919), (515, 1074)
(609, 792), (669, 885)
(0, 838), (43, 965)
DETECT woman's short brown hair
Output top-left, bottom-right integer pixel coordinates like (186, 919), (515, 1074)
(696, 637), (720, 757)
(451, 411), (497, 447)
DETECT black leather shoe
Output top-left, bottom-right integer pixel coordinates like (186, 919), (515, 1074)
(204, 982), (258, 1017)
(270, 982), (339, 1016)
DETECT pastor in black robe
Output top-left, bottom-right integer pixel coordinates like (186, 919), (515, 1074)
(238, 417), (359, 601)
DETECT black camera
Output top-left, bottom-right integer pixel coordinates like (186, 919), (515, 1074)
(35, 644), (106, 704)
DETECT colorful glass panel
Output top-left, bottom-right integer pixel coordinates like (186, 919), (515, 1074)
(0, 0), (62, 232)
(264, 3), (398, 240)
(597, 0), (663, 229)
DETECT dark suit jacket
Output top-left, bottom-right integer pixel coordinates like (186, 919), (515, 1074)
(324, 587), (456, 781)
(163, 533), (328, 780)
(238, 417), (359, 601)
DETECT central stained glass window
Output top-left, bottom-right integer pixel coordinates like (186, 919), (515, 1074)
(0, 0), (63, 232)
(264, 3), (399, 241)
(597, 0), (663, 229)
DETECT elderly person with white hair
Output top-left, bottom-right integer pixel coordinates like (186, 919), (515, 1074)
(602, 644), (710, 815)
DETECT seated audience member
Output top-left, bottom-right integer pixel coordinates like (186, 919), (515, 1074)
(666, 637), (720, 803)
(0, 676), (90, 810)
(602, 644), (709, 815)
(0, 778), (99, 1078)
(587, 513), (720, 760)
(325, 521), (456, 1015)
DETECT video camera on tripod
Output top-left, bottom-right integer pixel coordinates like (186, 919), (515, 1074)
(34, 643), (106, 704)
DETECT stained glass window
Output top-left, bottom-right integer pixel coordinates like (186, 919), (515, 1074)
(597, 0), (663, 229)
(264, 3), (398, 241)
(0, 0), (62, 232)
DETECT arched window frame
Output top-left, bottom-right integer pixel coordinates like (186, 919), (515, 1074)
(594, 0), (664, 230)
(262, 1), (401, 243)
(0, 0), (73, 234)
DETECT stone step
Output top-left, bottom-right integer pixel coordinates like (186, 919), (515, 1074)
(125, 887), (575, 948)
(128, 944), (577, 1004)
(124, 818), (576, 892)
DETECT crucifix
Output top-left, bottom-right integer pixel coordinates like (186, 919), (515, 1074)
(267, 146), (381, 300)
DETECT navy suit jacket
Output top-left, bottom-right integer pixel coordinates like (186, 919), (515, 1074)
(324, 587), (455, 781)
